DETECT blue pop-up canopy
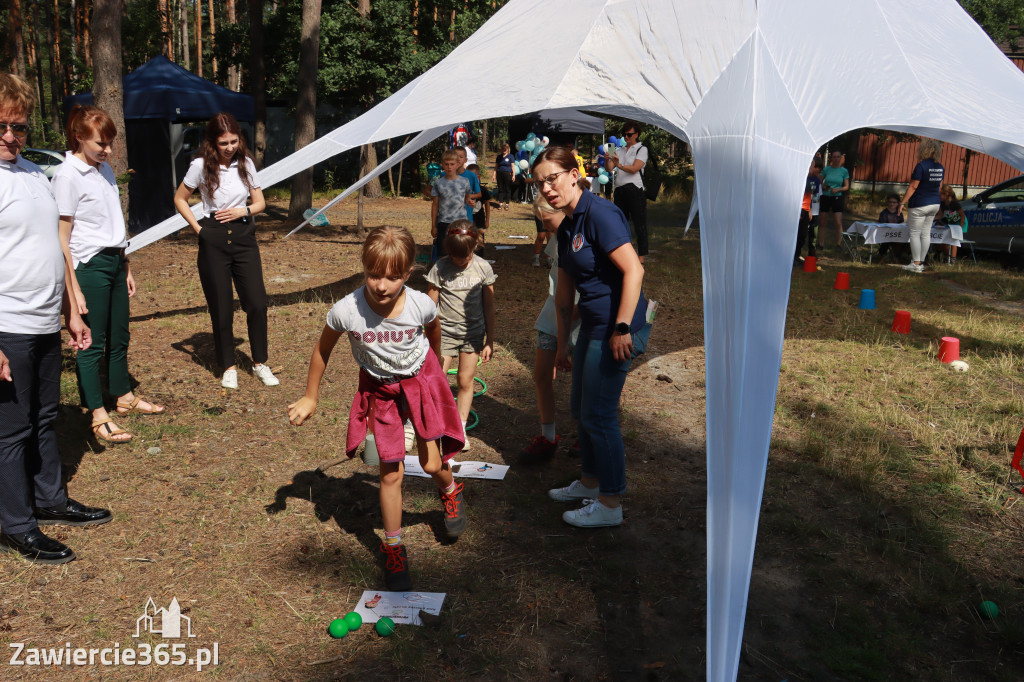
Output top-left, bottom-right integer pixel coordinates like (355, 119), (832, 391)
(65, 55), (253, 123)
(64, 56), (254, 232)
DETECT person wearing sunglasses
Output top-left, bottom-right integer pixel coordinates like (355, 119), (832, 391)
(0, 73), (111, 565)
(534, 146), (651, 528)
(605, 122), (650, 263)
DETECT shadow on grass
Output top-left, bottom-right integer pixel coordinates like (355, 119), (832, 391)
(750, 389), (1024, 680)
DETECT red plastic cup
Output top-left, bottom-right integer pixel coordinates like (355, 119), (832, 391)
(833, 272), (850, 290)
(937, 336), (960, 363)
(891, 310), (911, 334)
(802, 255), (817, 272)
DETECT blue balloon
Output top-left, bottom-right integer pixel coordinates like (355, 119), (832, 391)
(598, 175), (609, 185)
(525, 139), (536, 151)
(618, 138), (627, 147)
(516, 141), (525, 151)
(526, 132), (536, 140)
(598, 166), (608, 176)
(598, 144), (605, 154)
(608, 136), (618, 145)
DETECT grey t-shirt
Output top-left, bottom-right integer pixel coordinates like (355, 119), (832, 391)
(425, 255), (497, 342)
(326, 286), (437, 381)
(431, 175), (471, 224)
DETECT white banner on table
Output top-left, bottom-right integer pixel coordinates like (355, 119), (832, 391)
(847, 222), (961, 246)
(354, 590), (445, 625)
(403, 455), (508, 480)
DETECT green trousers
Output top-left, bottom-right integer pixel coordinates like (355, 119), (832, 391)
(75, 251), (131, 409)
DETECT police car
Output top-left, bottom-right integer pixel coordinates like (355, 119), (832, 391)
(962, 175), (1024, 253)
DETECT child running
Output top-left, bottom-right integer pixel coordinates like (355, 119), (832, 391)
(287, 226), (467, 591)
(425, 220), (497, 451)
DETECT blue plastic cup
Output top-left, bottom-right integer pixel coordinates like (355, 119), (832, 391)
(858, 289), (876, 310)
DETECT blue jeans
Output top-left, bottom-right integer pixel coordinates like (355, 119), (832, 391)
(570, 323), (651, 496)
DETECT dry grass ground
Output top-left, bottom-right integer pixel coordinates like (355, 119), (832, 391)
(0, 193), (1021, 681)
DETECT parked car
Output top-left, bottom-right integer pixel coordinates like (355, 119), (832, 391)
(21, 148), (65, 179)
(961, 175), (1024, 253)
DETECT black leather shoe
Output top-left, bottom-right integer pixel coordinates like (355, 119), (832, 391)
(34, 498), (112, 527)
(0, 528), (76, 564)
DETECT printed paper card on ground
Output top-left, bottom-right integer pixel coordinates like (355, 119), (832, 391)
(402, 455), (508, 480)
(354, 590), (445, 625)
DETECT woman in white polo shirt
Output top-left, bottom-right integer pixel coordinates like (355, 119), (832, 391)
(53, 105), (165, 445)
(173, 112), (277, 389)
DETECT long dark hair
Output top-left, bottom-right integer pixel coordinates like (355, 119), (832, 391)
(198, 112), (254, 199)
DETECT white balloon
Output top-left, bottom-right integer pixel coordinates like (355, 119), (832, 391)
(518, 159), (529, 170)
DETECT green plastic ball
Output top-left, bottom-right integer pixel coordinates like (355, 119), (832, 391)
(328, 618), (349, 638)
(344, 611), (363, 630)
(375, 616), (396, 636)
(979, 600), (999, 619)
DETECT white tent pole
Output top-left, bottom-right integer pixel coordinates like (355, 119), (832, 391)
(283, 126), (449, 239)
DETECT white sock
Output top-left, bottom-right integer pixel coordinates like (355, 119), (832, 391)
(541, 423), (556, 441)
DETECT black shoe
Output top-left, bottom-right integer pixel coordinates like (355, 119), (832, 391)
(379, 542), (412, 591)
(34, 498), (112, 527)
(0, 528), (76, 564)
(439, 482), (467, 538)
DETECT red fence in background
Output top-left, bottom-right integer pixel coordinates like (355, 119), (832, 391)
(850, 57), (1024, 192)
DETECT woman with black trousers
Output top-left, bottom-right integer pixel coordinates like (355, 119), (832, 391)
(492, 143), (515, 210)
(173, 112), (278, 389)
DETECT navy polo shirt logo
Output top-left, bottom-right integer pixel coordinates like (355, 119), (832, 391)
(572, 233), (584, 252)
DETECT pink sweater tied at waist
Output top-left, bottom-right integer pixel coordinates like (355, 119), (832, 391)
(346, 350), (464, 463)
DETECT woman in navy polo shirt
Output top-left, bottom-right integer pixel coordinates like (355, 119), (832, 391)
(898, 139), (944, 273)
(492, 143), (515, 211)
(533, 146), (649, 528)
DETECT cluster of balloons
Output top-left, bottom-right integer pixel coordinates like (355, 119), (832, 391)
(593, 137), (627, 185)
(515, 132), (550, 170)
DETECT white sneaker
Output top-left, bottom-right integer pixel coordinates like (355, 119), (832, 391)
(563, 499), (623, 527)
(901, 263), (924, 273)
(253, 364), (280, 386)
(548, 480), (599, 502)
(221, 369), (238, 389)
(532, 255), (541, 267)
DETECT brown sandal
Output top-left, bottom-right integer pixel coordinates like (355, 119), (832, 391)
(116, 396), (165, 415)
(92, 418), (132, 444)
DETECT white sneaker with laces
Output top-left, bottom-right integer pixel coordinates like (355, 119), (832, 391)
(548, 480), (599, 502)
(563, 499), (623, 527)
(221, 369), (238, 389)
(253, 364), (280, 386)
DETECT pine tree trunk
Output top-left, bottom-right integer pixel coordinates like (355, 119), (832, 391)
(287, 0), (321, 220)
(248, 0), (266, 166)
(195, 0), (203, 77)
(46, 0), (63, 135)
(180, 0), (190, 70)
(356, 0), (381, 199)
(226, 0), (239, 90)
(27, 2), (46, 131)
(81, 0), (92, 69)
(208, 0), (217, 80)
(159, 0), (171, 57)
(9, 0), (26, 77)
(91, 0), (129, 218)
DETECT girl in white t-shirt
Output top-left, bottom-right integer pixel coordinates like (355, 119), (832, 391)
(173, 112), (277, 390)
(53, 105), (165, 445)
(287, 226), (467, 592)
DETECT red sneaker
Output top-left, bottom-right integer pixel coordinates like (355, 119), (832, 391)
(379, 543), (412, 591)
(520, 434), (559, 465)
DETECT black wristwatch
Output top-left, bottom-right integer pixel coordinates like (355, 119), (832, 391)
(615, 322), (630, 335)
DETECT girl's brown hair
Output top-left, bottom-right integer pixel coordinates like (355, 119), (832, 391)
(443, 219), (479, 259)
(66, 105), (116, 153)
(362, 225), (416, 276)
(198, 112), (254, 200)
(531, 145), (578, 174)
(917, 138), (942, 162)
